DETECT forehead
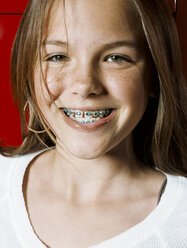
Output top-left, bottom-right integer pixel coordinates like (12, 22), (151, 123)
(44, 0), (142, 46)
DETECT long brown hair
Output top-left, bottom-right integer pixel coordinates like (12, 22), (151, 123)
(1, 0), (187, 176)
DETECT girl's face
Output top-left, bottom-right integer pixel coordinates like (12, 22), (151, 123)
(34, 0), (153, 159)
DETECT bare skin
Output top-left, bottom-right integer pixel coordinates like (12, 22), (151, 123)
(23, 149), (165, 248)
(23, 0), (166, 247)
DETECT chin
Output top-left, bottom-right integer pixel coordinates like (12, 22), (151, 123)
(69, 146), (107, 160)
(57, 140), (110, 160)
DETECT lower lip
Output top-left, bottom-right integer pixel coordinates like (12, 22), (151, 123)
(61, 109), (116, 132)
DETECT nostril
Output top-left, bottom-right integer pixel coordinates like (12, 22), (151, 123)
(71, 79), (104, 98)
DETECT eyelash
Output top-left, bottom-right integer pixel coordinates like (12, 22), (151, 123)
(46, 54), (68, 62)
(45, 54), (133, 64)
(104, 54), (133, 64)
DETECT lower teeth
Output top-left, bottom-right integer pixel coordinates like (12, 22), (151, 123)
(64, 109), (112, 124)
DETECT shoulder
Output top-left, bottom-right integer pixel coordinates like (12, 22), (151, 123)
(159, 174), (187, 246)
(0, 154), (16, 185)
(0, 153), (16, 165)
(171, 174), (187, 199)
(0, 155), (18, 205)
(174, 175), (187, 210)
(0, 151), (44, 202)
(165, 174), (187, 211)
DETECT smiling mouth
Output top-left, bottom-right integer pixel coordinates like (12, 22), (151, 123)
(63, 108), (113, 124)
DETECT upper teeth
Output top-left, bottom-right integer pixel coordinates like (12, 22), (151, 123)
(63, 108), (112, 123)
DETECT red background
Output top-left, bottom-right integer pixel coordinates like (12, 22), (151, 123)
(0, 0), (28, 147)
(0, 0), (186, 147)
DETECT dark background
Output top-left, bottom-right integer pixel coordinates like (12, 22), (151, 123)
(0, 0), (186, 147)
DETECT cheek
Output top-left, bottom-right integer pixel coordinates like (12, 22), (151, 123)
(34, 74), (60, 131)
(37, 60), (66, 99)
(34, 66), (64, 104)
(34, 69), (52, 111)
(47, 80), (63, 98)
(47, 72), (69, 99)
(106, 71), (149, 108)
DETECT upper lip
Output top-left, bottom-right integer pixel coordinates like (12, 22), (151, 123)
(60, 107), (115, 111)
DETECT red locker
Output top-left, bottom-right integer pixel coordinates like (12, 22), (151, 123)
(0, 0), (28, 146)
(0, 15), (23, 146)
(0, 1), (28, 13)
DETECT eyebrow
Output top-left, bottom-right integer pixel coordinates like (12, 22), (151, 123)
(43, 40), (67, 47)
(43, 40), (138, 50)
(102, 41), (138, 51)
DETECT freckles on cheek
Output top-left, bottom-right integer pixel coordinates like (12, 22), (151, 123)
(47, 81), (61, 97)
(34, 64), (65, 101)
(35, 78), (62, 105)
(47, 75), (66, 98)
(108, 74), (147, 106)
(34, 77), (51, 107)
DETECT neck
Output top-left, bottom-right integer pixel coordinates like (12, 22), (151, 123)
(43, 137), (150, 205)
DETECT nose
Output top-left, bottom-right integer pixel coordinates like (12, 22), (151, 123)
(69, 63), (104, 98)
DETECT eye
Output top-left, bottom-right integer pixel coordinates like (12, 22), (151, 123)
(46, 54), (69, 62)
(105, 54), (133, 63)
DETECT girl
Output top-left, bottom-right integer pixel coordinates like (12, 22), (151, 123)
(0, 0), (187, 247)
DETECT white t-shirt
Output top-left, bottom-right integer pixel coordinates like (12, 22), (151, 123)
(0, 151), (187, 248)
